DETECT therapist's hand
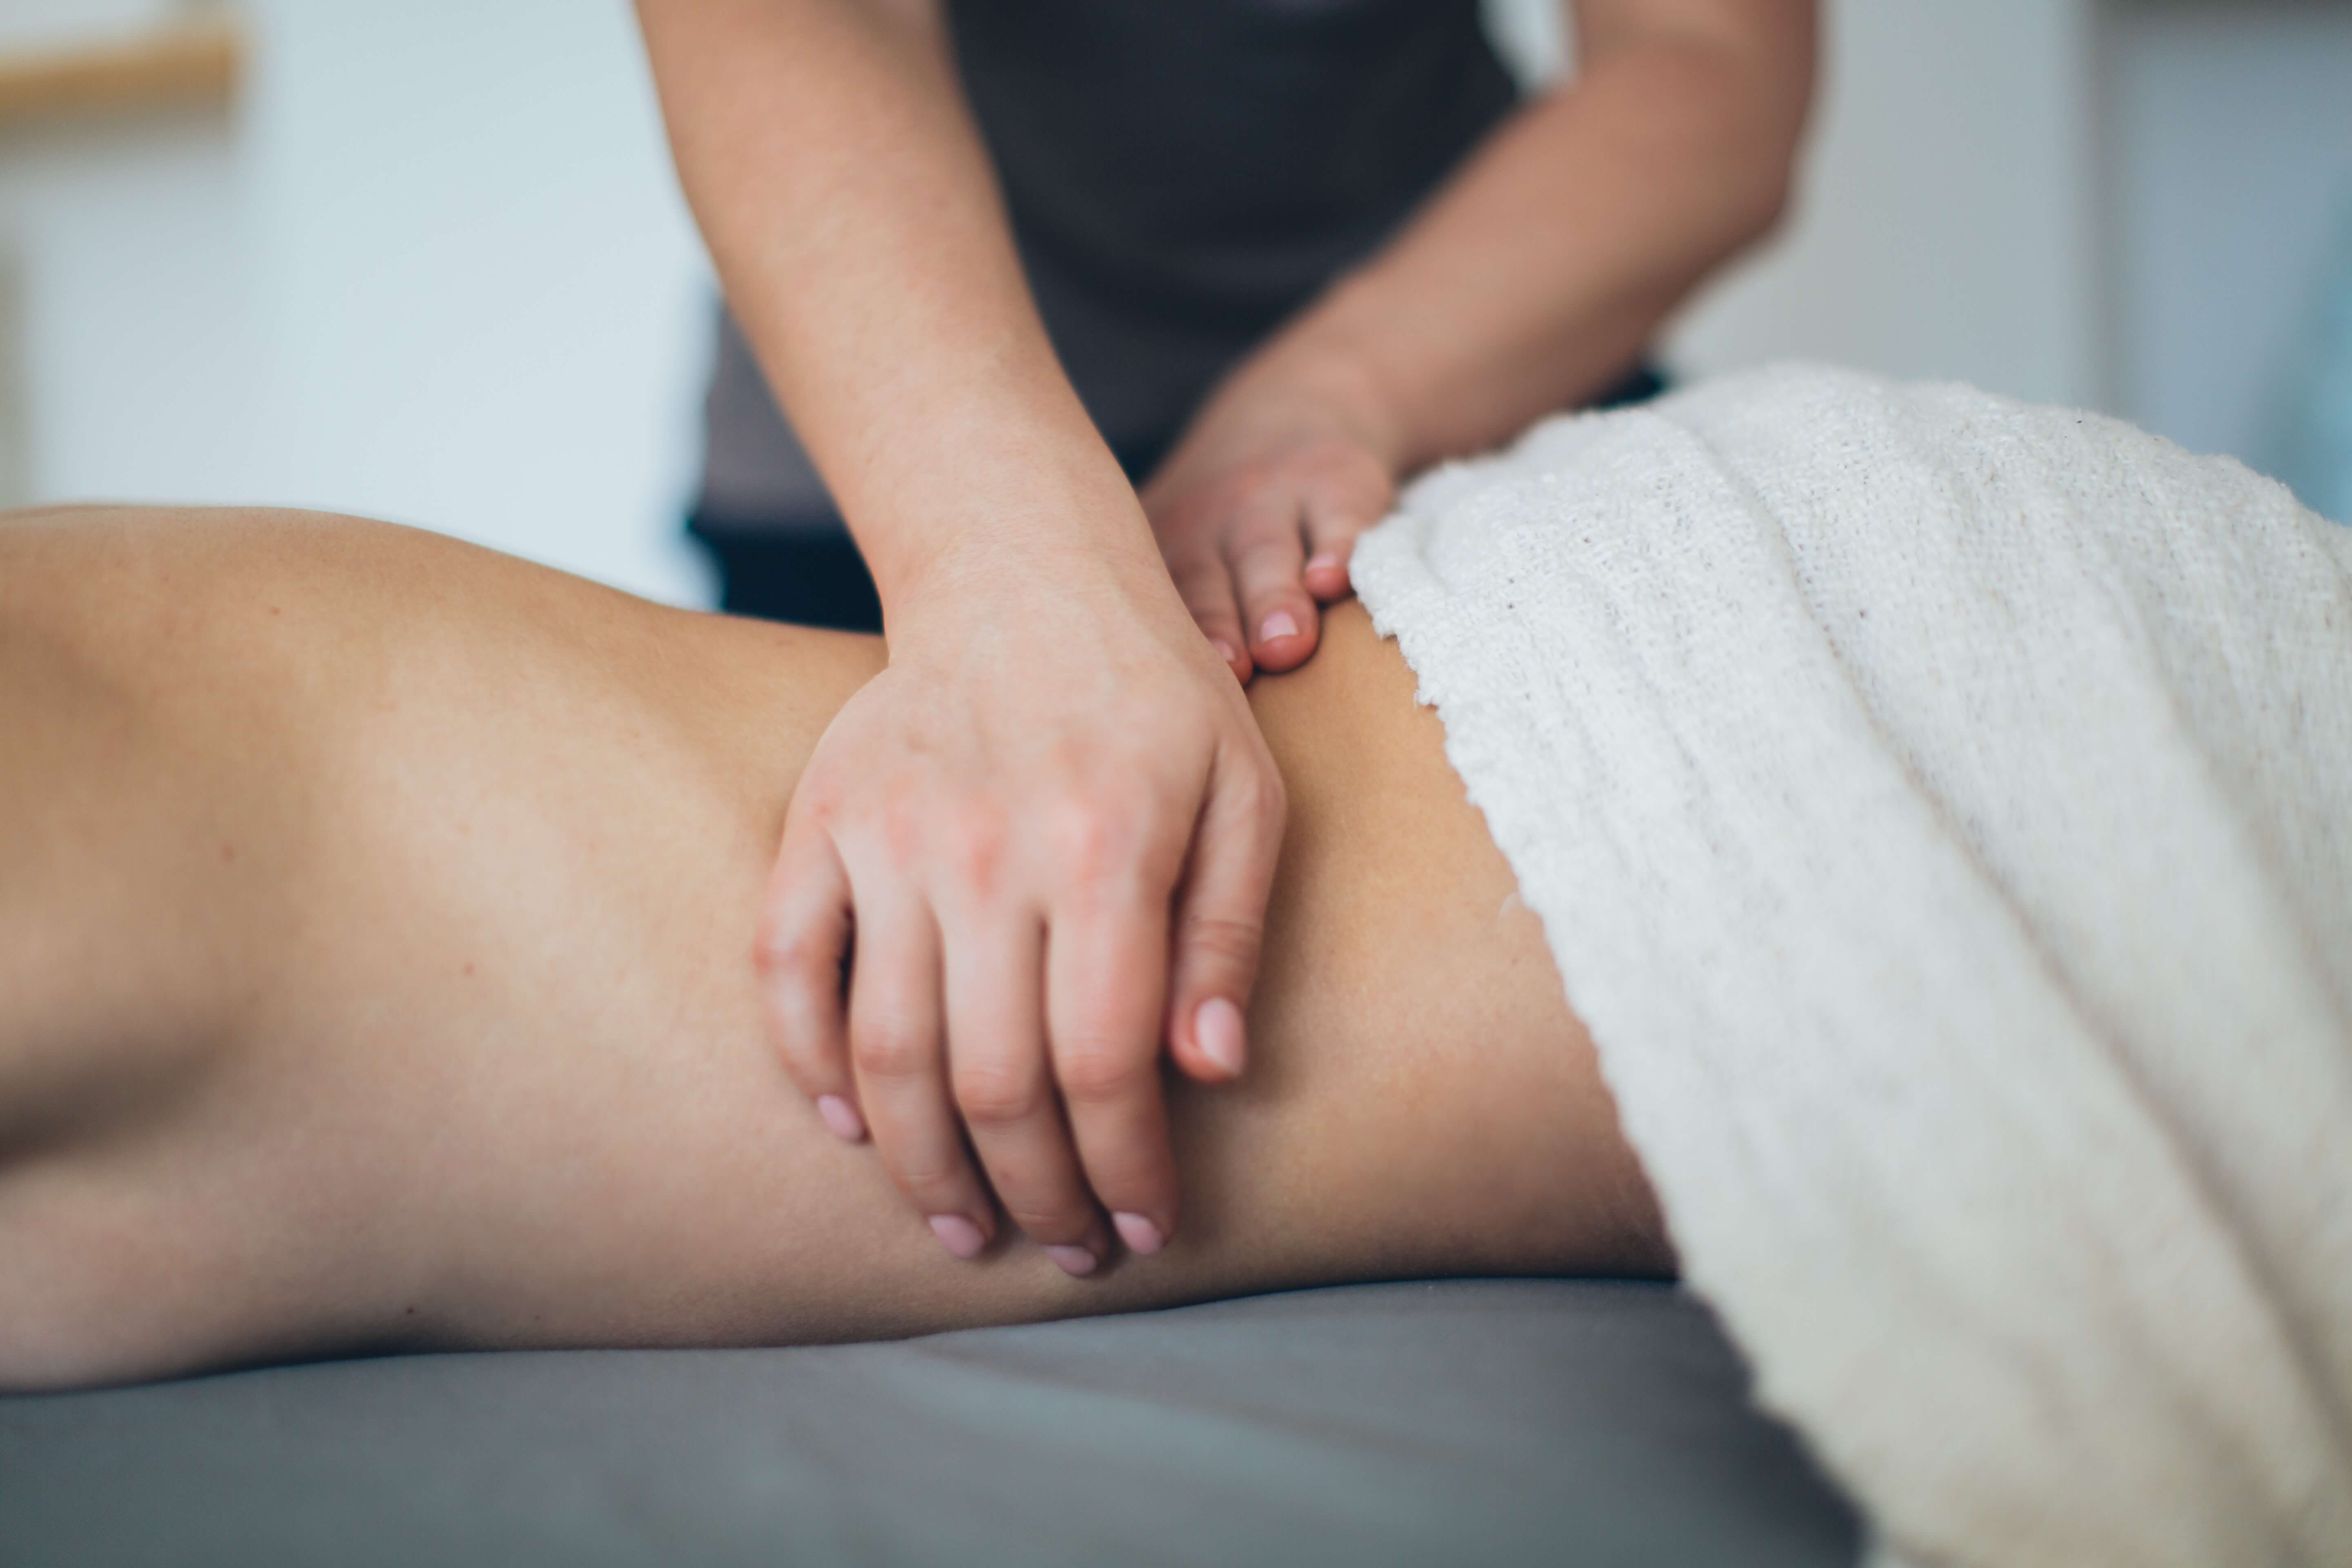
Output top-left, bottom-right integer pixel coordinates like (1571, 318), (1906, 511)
(757, 530), (1284, 1277)
(1143, 351), (1402, 682)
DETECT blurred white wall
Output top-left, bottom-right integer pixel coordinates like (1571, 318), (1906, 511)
(0, 107), (255, 508)
(1486, 0), (2101, 404)
(1667, 0), (2102, 407)
(0, 0), (713, 604)
(237, 0), (713, 603)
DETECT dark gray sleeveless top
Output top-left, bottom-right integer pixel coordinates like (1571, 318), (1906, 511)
(696, 0), (1517, 526)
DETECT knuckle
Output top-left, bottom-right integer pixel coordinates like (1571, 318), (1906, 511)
(954, 1063), (1051, 1129)
(1230, 530), (1302, 571)
(891, 1150), (971, 1203)
(753, 927), (831, 982)
(881, 813), (922, 869)
(942, 806), (1008, 894)
(852, 1025), (931, 1081)
(1056, 1040), (1153, 1106)
(1004, 1198), (1091, 1243)
(1180, 911), (1264, 976)
(1220, 764), (1287, 840)
(1236, 566), (1308, 608)
(1056, 802), (1144, 883)
(795, 791), (846, 834)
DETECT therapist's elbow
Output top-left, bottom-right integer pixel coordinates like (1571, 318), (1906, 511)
(1692, 7), (1819, 254)
(1711, 65), (1813, 258)
(1727, 146), (1800, 254)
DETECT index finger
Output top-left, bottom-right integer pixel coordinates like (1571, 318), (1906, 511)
(1046, 878), (1179, 1257)
(755, 816), (863, 1142)
(1164, 733), (1284, 1086)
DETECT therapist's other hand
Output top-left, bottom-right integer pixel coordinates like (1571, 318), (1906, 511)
(756, 534), (1284, 1277)
(1144, 354), (1401, 682)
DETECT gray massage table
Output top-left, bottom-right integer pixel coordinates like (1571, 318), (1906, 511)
(0, 1278), (1859, 1566)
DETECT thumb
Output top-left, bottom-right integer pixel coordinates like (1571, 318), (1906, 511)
(1165, 738), (1286, 1082)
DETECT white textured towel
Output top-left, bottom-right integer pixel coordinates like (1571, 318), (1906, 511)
(1351, 364), (2352, 1566)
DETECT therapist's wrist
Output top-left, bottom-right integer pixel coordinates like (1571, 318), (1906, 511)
(885, 507), (1165, 631)
(876, 497), (1192, 662)
(852, 413), (1167, 627)
(1222, 317), (1414, 481)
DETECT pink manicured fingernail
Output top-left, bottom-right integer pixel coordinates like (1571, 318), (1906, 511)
(817, 1094), (866, 1142)
(1195, 996), (1245, 1077)
(1306, 551), (1344, 575)
(1114, 1212), (1166, 1256)
(1212, 638), (1240, 666)
(1046, 1245), (1098, 1278)
(929, 1214), (987, 1260)
(1258, 609), (1300, 643)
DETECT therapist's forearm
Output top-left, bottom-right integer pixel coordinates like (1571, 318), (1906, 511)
(634, 0), (1147, 608)
(1265, 0), (1816, 475)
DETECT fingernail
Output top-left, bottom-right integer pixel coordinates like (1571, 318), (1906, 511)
(1306, 551), (1343, 575)
(1212, 637), (1240, 666)
(1114, 1212), (1166, 1256)
(929, 1214), (987, 1261)
(1045, 1244), (1098, 1278)
(817, 1094), (866, 1142)
(1195, 996), (1245, 1077)
(1258, 609), (1300, 643)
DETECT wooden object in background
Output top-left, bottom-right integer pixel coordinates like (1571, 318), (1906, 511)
(0, 16), (243, 123)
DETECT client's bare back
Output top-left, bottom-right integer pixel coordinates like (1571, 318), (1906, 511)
(0, 506), (1665, 1390)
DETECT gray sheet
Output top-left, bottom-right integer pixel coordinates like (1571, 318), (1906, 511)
(0, 1279), (1859, 1567)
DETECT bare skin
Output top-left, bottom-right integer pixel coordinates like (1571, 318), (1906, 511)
(0, 506), (1669, 1392)
(633, 0), (1815, 1268)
